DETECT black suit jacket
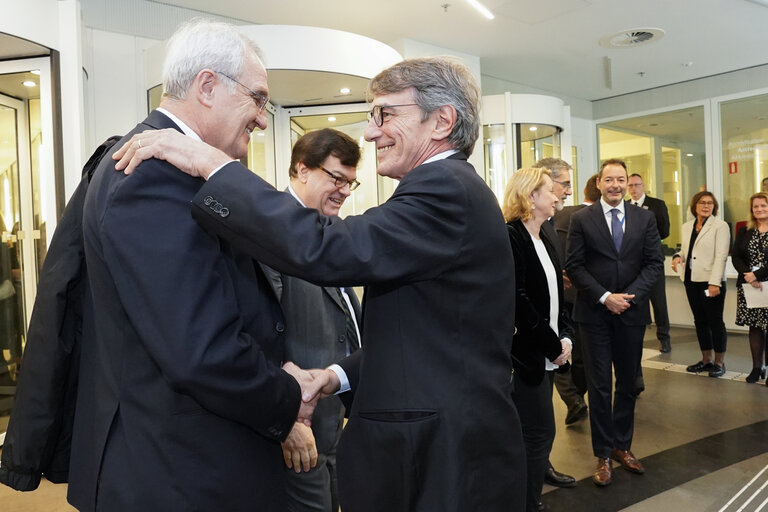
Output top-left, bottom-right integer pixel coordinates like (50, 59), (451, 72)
(190, 153), (525, 511)
(69, 111), (300, 512)
(565, 202), (664, 326)
(554, 204), (588, 303)
(629, 195), (670, 240)
(507, 220), (573, 385)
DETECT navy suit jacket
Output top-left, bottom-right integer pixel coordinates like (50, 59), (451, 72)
(69, 110), (300, 512)
(189, 153), (525, 511)
(565, 201), (664, 326)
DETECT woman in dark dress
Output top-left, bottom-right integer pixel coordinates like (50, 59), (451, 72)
(732, 192), (768, 384)
(502, 167), (572, 512)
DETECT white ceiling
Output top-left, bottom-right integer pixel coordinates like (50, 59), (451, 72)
(153, 0), (768, 101)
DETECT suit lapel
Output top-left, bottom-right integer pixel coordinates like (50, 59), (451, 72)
(324, 286), (345, 310)
(693, 218), (714, 249)
(588, 203), (616, 254)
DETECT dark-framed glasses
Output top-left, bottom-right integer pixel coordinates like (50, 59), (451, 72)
(215, 71), (269, 112)
(366, 103), (419, 127)
(318, 166), (360, 191)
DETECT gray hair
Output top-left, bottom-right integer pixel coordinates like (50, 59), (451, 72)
(163, 19), (263, 100)
(368, 56), (480, 157)
(534, 157), (572, 180)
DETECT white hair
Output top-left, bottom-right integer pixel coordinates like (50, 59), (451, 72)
(162, 18), (263, 100)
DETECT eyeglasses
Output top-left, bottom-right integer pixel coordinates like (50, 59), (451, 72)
(553, 179), (572, 191)
(698, 201), (715, 206)
(318, 166), (360, 191)
(215, 71), (270, 112)
(367, 104), (419, 127)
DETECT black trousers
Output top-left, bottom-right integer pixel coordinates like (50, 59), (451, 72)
(649, 273), (670, 342)
(684, 280), (727, 353)
(511, 372), (556, 512)
(580, 319), (645, 458)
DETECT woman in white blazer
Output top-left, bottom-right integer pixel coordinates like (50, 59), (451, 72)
(671, 191), (730, 378)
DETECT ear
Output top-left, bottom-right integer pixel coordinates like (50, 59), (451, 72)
(431, 105), (457, 141)
(296, 162), (311, 183)
(194, 69), (218, 107)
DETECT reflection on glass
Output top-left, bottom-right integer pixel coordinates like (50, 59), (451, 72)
(483, 124), (507, 202)
(597, 106), (706, 253)
(0, 102), (22, 433)
(721, 93), (768, 233)
(520, 124), (560, 169)
(247, 109), (276, 186)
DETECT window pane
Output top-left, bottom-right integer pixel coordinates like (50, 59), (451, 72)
(598, 106), (706, 253)
(720, 93), (768, 233)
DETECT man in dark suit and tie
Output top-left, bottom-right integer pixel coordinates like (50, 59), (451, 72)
(270, 128), (362, 512)
(69, 20), (323, 512)
(627, 173), (671, 354)
(565, 159), (663, 487)
(114, 56), (526, 512)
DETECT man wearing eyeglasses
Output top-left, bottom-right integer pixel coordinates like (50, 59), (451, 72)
(270, 128), (362, 512)
(69, 20), (327, 512)
(115, 56), (525, 512)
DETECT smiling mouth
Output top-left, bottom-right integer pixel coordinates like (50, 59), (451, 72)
(377, 144), (393, 154)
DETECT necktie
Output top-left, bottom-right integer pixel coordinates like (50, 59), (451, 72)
(611, 208), (623, 252)
(336, 288), (359, 351)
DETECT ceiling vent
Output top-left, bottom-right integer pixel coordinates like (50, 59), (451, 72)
(599, 28), (665, 49)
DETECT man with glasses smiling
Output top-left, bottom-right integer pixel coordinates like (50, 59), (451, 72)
(114, 56), (526, 512)
(268, 128), (362, 512)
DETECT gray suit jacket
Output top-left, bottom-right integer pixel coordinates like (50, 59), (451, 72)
(263, 260), (361, 453)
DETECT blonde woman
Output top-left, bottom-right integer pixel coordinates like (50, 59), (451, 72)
(502, 167), (572, 512)
(732, 192), (768, 383)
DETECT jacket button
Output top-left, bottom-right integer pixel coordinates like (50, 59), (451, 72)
(220, 207), (229, 218)
(275, 322), (285, 333)
(338, 334), (347, 344)
(204, 196), (213, 206)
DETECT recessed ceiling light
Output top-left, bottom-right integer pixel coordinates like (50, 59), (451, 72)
(328, 116), (337, 122)
(339, 87), (350, 95)
(256, 132), (265, 137)
(529, 126), (538, 132)
(31, 69), (41, 75)
(686, 153), (693, 157)
(22, 80), (36, 87)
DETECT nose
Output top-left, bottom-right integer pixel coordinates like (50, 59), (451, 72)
(339, 184), (352, 197)
(364, 117), (380, 142)
(255, 109), (268, 131)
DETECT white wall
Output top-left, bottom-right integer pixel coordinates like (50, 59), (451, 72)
(82, 29), (160, 150)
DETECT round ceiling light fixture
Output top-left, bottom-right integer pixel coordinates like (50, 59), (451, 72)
(599, 28), (665, 49)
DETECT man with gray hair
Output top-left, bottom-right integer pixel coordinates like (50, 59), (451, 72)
(69, 20), (323, 511)
(115, 56), (526, 511)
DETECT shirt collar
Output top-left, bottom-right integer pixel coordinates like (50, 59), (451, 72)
(423, 149), (459, 165)
(632, 193), (647, 206)
(600, 197), (625, 215)
(287, 183), (307, 208)
(156, 107), (202, 142)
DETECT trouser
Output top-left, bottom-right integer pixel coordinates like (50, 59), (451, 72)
(580, 319), (645, 458)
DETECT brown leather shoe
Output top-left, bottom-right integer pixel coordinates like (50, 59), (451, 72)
(592, 457), (612, 486)
(611, 448), (645, 474)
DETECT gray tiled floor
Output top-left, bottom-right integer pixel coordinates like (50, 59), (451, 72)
(545, 326), (768, 511)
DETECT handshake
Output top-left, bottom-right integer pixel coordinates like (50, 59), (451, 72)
(282, 362), (341, 425)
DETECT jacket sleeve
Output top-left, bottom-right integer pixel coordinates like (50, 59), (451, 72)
(731, 227), (751, 277)
(508, 226), (561, 361)
(625, 213), (664, 303)
(656, 199), (670, 240)
(565, 211), (609, 304)
(709, 221), (731, 286)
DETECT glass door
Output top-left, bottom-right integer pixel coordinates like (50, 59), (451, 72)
(0, 93), (29, 440)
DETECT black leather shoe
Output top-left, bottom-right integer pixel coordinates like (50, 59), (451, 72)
(565, 403), (588, 425)
(709, 364), (726, 377)
(544, 466), (576, 488)
(686, 361), (715, 373)
(660, 339), (671, 353)
(746, 367), (765, 383)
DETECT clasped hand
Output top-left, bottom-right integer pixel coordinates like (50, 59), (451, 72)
(605, 293), (635, 315)
(282, 362), (341, 426)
